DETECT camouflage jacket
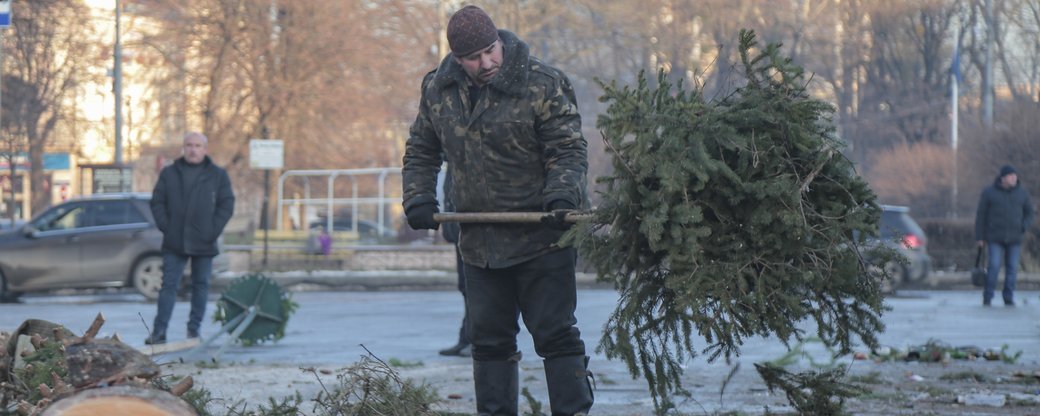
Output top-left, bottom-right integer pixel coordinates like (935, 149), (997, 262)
(402, 30), (588, 268)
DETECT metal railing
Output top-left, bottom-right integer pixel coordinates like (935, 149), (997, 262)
(276, 167), (403, 235)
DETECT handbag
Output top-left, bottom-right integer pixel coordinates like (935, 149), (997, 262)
(971, 247), (987, 287)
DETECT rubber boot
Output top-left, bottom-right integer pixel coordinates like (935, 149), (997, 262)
(473, 352), (521, 416)
(544, 355), (594, 416)
(439, 325), (471, 356)
(439, 341), (471, 356)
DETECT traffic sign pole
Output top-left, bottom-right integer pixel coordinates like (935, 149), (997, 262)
(250, 139), (284, 269)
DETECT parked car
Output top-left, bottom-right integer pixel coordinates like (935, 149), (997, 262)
(308, 218), (398, 244)
(0, 219), (25, 231)
(877, 204), (932, 285)
(0, 193), (226, 302)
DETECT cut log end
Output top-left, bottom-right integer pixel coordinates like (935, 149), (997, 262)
(41, 385), (196, 416)
(44, 398), (189, 416)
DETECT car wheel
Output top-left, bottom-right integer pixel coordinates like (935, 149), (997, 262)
(132, 255), (165, 301)
(881, 260), (906, 294)
(0, 270), (22, 303)
(915, 259), (931, 281)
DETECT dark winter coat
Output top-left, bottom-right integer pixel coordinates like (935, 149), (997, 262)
(150, 156), (235, 256)
(402, 30), (588, 268)
(975, 177), (1035, 245)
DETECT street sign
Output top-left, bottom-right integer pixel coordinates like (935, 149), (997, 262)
(91, 166), (133, 193)
(249, 139), (284, 170)
(0, 0), (10, 28)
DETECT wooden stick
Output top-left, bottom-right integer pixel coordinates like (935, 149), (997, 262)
(170, 376), (194, 397)
(30, 334), (45, 349)
(138, 338), (200, 356)
(433, 212), (592, 224)
(83, 312), (106, 341)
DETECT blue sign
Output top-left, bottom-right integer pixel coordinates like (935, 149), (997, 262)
(0, 0), (9, 28)
(0, 152), (70, 171)
(44, 153), (70, 171)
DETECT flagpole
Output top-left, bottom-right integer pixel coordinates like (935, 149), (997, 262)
(951, 71), (958, 217)
(950, 28), (960, 218)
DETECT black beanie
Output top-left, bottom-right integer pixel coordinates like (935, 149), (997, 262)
(447, 5), (498, 57)
(999, 165), (1017, 177)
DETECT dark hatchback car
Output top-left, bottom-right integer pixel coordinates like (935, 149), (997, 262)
(878, 205), (932, 285)
(0, 193), (171, 302)
(308, 218), (398, 244)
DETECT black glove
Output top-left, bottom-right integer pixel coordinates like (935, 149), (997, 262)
(541, 200), (576, 230)
(406, 203), (440, 230)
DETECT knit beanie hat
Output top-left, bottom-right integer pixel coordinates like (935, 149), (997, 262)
(447, 5), (499, 57)
(999, 164), (1017, 177)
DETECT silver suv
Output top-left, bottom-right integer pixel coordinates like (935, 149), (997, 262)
(879, 205), (932, 284)
(0, 193), (225, 302)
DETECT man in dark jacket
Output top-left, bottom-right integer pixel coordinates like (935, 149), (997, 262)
(146, 132), (235, 344)
(975, 164), (1035, 307)
(402, 6), (593, 415)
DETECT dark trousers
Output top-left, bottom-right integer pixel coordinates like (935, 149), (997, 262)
(464, 247), (585, 361)
(985, 242), (1020, 304)
(152, 252), (213, 337)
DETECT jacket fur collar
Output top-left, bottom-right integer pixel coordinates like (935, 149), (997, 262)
(432, 30), (529, 97)
(174, 155), (214, 170)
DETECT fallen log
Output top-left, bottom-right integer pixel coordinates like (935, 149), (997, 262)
(64, 339), (159, 388)
(1, 317), (196, 414)
(40, 385), (196, 416)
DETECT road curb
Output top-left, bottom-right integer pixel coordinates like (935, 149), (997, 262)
(213, 270), (607, 291)
(213, 269), (1040, 292)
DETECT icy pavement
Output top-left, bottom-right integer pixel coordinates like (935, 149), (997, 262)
(2, 289), (1039, 414)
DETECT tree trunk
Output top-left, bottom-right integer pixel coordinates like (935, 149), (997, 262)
(2, 317), (194, 415)
(7, 162), (16, 227)
(29, 139), (47, 216)
(64, 339), (160, 388)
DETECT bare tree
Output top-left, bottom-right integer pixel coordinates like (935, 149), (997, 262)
(3, 0), (100, 214)
(989, 0), (1040, 102)
(72, 0), (1040, 223)
(0, 77), (30, 225)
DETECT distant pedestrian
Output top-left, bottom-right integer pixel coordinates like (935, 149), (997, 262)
(318, 226), (332, 256)
(146, 132), (235, 344)
(975, 164), (1035, 307)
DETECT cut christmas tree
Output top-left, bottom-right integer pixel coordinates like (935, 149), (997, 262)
(564, 29), (899, 411)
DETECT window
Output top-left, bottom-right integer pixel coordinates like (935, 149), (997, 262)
(33, 204), (88, 232)
(86, 201), (147, 227)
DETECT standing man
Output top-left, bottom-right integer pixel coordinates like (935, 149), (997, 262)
(402, 5), (594, 415)
(975, 164), (1035, 307)
(146, 132), (235, 344)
